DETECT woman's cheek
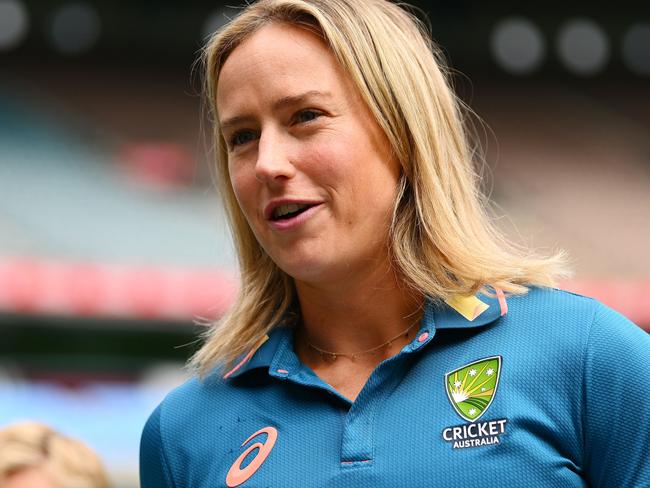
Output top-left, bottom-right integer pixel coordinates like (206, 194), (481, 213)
(230, 175), (256, 223)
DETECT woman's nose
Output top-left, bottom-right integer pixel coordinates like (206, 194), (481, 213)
(254, 131), (296, 183)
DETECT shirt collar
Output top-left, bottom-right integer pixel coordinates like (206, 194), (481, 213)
(224, 290), (508, 379)
(222, 328), (287, 379)
(431, 289), (508, 330)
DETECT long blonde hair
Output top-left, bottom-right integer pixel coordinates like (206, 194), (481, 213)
(191, 0), (569, 376)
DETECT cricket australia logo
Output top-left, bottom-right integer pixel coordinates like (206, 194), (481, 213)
(442, 356), (508, 449)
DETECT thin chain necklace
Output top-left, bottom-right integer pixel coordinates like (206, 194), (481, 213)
(305, 316), (421, 362)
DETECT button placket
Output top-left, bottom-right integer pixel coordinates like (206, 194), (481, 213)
(339, 352), (413, 467)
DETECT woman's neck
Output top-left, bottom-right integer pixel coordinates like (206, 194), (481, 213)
(293, 261), (424, 361)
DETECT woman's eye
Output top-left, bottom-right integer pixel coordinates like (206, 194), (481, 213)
(295, 110), (320, 124)
(230, 131), (257, 148)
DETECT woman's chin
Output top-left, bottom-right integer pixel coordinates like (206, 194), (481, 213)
(270, 243), (390, 288)
(275, 256), (344, 287)
(279, 261), (331, 285)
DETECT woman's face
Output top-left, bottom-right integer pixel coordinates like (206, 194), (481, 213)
(217, 22), (401, 285)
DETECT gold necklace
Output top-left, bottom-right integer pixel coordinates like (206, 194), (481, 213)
(305, 316), (421, 362)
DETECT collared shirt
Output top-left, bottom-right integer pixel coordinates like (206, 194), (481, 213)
(140, 287), (650, 487)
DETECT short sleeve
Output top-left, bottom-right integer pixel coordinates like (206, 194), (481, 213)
(583, 302), (650, 487)
(140, 403), (176, 488)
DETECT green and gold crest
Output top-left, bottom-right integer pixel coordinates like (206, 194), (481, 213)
(445, 356), (501, 422)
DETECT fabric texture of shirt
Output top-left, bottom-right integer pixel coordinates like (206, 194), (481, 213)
(140, 287), (650, 487)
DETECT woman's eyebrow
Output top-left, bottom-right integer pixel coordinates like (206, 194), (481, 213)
(220, 114), (255, 133)
(271, 90), (333, 111)
(219, 90), (333, 131)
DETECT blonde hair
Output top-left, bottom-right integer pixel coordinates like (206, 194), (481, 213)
(191, 0), (569, 375)
(0, 421), (109, 488)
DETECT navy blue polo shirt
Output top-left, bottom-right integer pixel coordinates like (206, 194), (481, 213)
(140, 287), (650, 487)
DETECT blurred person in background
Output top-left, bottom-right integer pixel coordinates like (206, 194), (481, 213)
(0, 421), (109, 488)
(141, 0), (650, 486)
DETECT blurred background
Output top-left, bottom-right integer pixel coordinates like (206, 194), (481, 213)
(0, 0), (648, 485)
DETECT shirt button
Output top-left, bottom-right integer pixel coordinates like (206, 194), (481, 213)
(417, 332), (429, 343)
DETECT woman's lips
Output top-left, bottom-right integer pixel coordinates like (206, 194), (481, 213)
(264, 199), (323, 220)
(267, 203), (324, 231)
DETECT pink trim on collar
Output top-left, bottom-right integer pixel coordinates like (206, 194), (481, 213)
(223, 335), (270, 379)
(223, 347), (258, 379)
(495, 288), (508, 316)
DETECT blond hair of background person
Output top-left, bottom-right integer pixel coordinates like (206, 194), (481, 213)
(0, 421), (109, 488)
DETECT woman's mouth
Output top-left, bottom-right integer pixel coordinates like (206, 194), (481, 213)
(271, 203), (313, 221)
(266, 202), (323, 230)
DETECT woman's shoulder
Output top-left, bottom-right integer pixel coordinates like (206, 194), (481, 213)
(508, 285), (598, 315)
(502, 285), (648, 355)
(140, 371), (262, 484)
(505, 286), (614, 332)
(141, 371), (261, 470)
(151, 371), (243, 429)
(146, 329), (289, 438)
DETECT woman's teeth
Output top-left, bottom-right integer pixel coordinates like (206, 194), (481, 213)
(273, 203), (310, 220)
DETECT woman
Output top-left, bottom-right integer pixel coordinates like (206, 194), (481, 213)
(140, 0), (650, 486)
(0, 421), (109, 488)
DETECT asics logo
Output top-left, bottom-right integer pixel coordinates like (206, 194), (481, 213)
(226, 426), (278, 487)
